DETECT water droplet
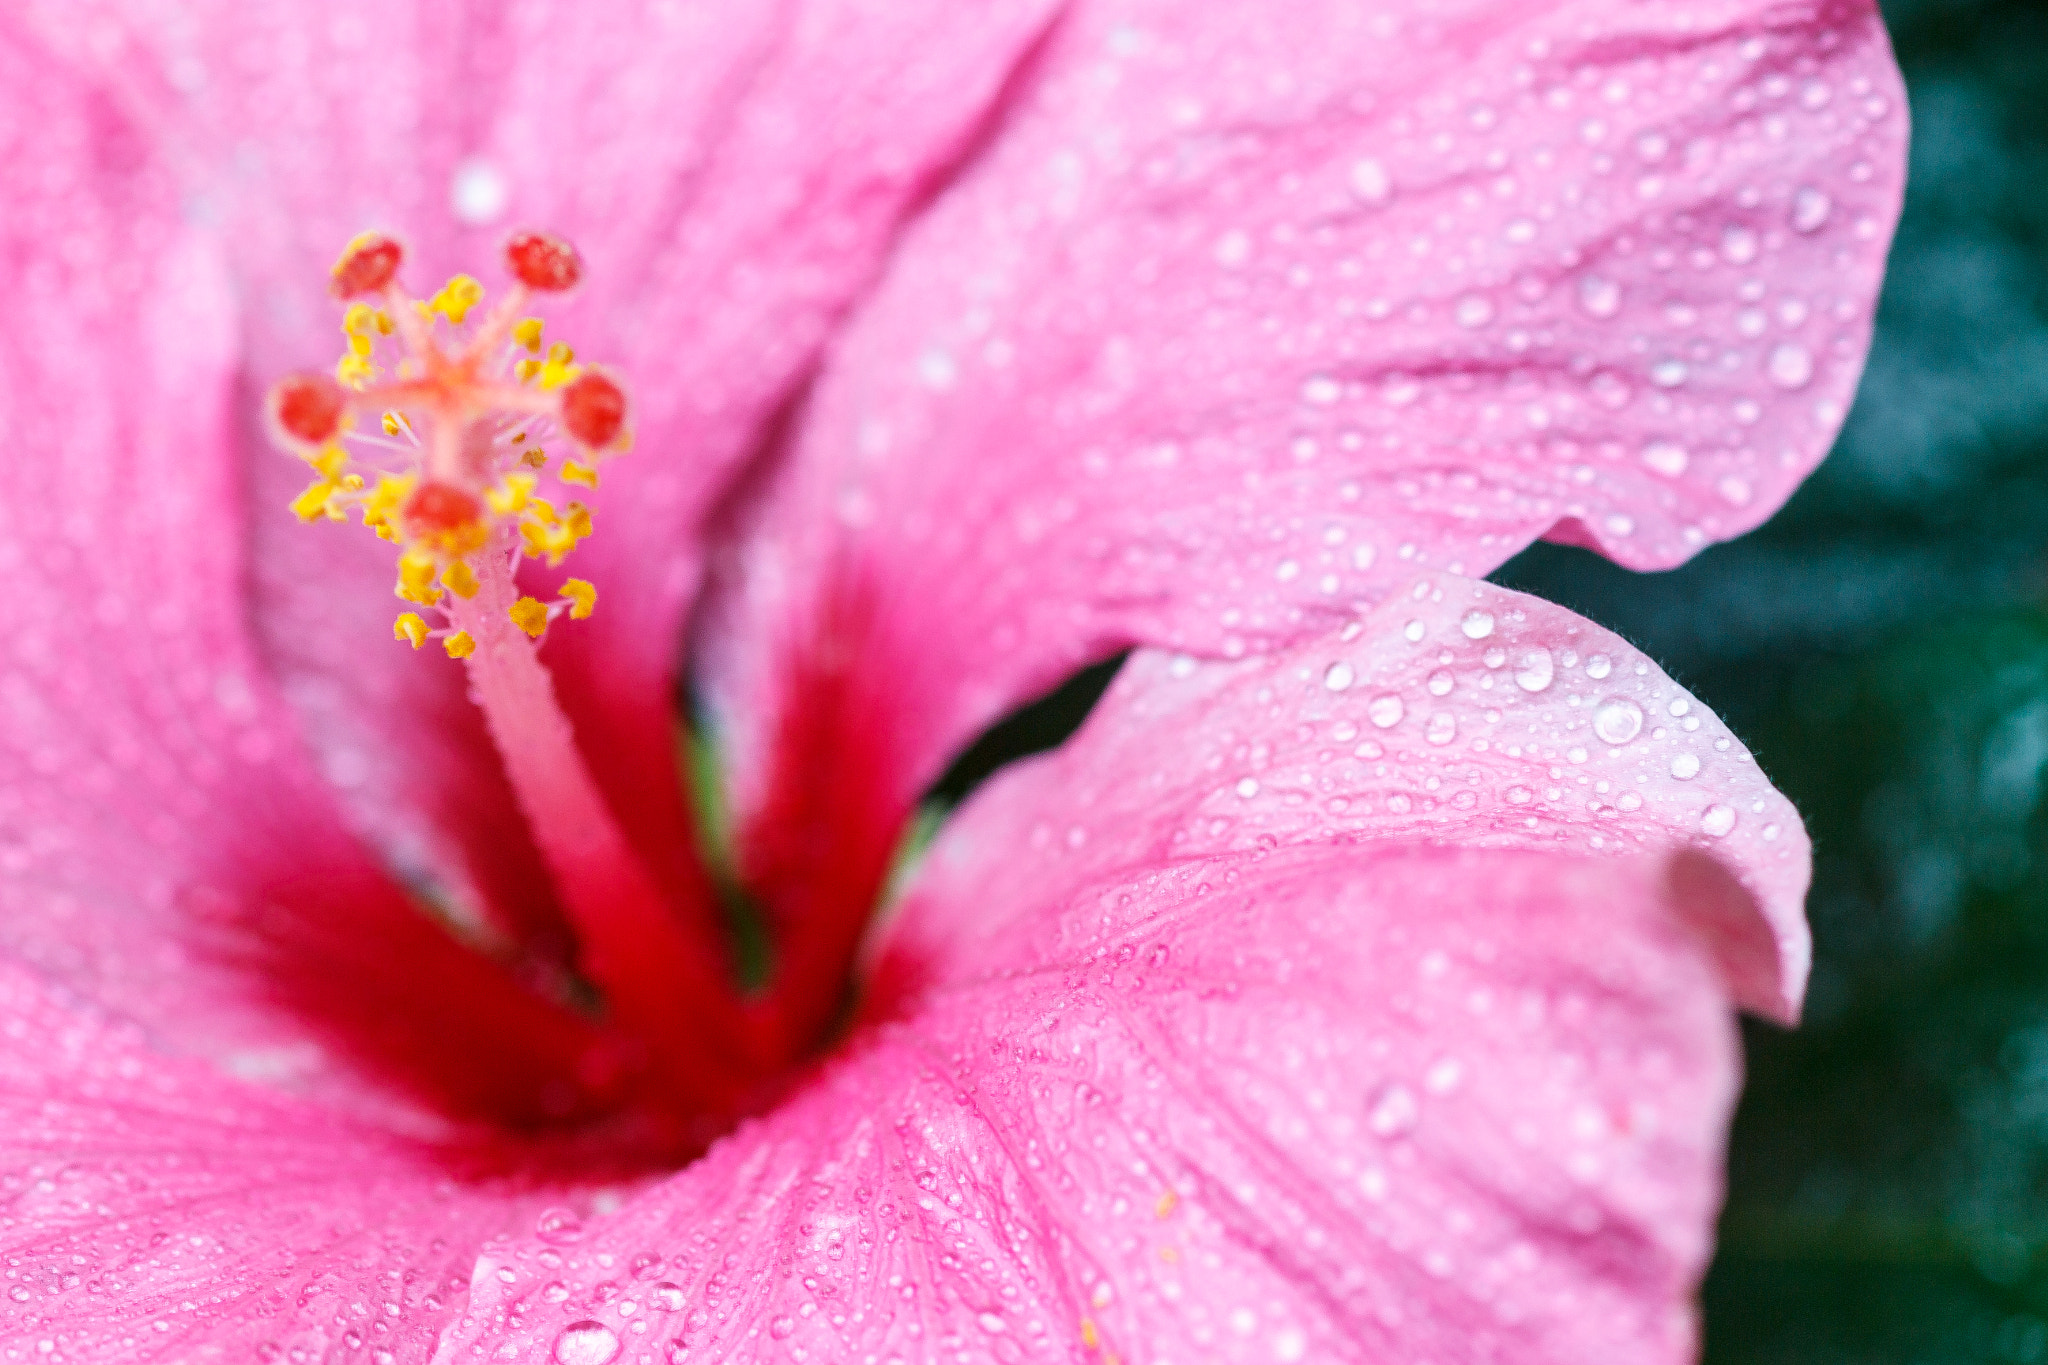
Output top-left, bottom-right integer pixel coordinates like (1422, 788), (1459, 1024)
(652, 1284), (687, 1312)
(1455, 294), (1494, 328)
(1701, 804), (1738, 837)
(1213, 229), (1252, 266)
(1461, 610), (1496, 639)
(1514, 648), (1555, 693)
(1368, 1084), (1419, 1136)
(1670, 752), (1701, 780)
(978, 1312), (1008, 1334)
(1720, 225), (1759, 264)
(1236, 777), (1261, 799)
(450, 157), (510, 227)
(553, 1322), (621, 1365)
(1585, 654), (1613, 680)
(1404, 619), (1427, 642)
(1719, 475), (1753, 506)
(542, 1281), (572, 1304)
(1641, 441), (1689, 477)
(1768, 342), (1814, 389)
(1350, 158), (1392, 203)
(770, 1317), (797, 1340)
(1650, 359), (1688, 388)
(1426, 713), (1457, 746)
(1578, 276), (1622, 318)
(1593, 698), (1644, 745)
(535, 1207), (585, 1246)
(1367, 694), (1405, 729)
(1301, 374), (1343, 405)
(1791, 186), (1832, 232)
(1505, 785), (1534, 805)
(1427, 669), (1454, 697)
(1324, 661), (1354, 692)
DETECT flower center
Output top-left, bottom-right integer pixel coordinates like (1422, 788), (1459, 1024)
(268, 229), (627, 658)
(267, 232), (765, 1132)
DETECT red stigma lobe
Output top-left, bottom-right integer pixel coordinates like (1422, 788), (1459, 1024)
(331, 233), (405, 300)
(505, 230), (584, 292)
(404, 481), (485, 536)
(561, 372), (627, 449)
(272, 373), (348, 444)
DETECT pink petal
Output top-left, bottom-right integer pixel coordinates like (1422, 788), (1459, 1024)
(703, 0), (1899, 961)
(0, 958), (552, 1362)
(896, 575), (1808, 1023)
(439, 848), (1745, 1363)
(0, 34), (609, 1122)
(11, 0), (1064, 933)
(440, 578), (1794, 1362)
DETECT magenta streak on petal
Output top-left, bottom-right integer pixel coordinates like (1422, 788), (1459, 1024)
(701, 0), (1903, 1005)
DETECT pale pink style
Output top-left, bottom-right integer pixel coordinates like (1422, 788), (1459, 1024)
(0, 1), (1902, 1363)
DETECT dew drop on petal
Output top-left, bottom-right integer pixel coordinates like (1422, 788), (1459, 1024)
(1324, 661), (1355, 692)
(1593, 698), (1644, 745)
(1427, 669), (1454, 697)
(450, 157), (510, 227)
(1641, 441), (1689, 477)
(1670, 752), (1702, 780)
(1426, 713), (1457, 746)
(1514, 648), (1555, 693)
(1461, 610), (1495, 639)
(1702, 804), (1738, 837)
(1791, 186), (1832, 232)
(1367, 694), (1405, 729)
(553, 1322), (621, 1365)
(535, 1207), (585, 1246)
(1237, 777), (1261, 799)
(1768, 343), (1814, 389)
(652, 1284), (687, 1312)
(1368, 1084), (1419, 1137)
(1585, 654), (1613, 680)
(770, 1318), (798, 1340)
(1578, 275), (1621, 318)
(1350, 157), (1392, 203)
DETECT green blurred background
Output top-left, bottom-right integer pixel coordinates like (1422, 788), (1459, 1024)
(1495, 0), (2048, 1357)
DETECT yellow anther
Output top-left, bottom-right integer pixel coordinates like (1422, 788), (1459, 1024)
(560, 460), (599, 489)
(396, 550), (442, 605)
(421, 274), (486, 326)
(381, 411), (408, 437)
(349, 330), (374, 358)
(360, 472), (418, 541)
(306, 443), (349, 479)
(343, 302), (377, 335)
(509, 596), (550, 637)
(290, 478), (342, 523)
(443, 630), (476, 659)
(562, 579), (597, 620)
(562, 502), (593, 540)
(442, 559), (480, 599)
(514, 357), (541, 383)
(485, 473), (537, 517)
(535, 341), (582, 391)
(336, 353), (376, 389)
(512, 317), (544, 352)
(373, 309), (394, 335)
(394, 613), (429, 649)
(1081, 1320), (1099, 1350)
(1155, 1190), (1178, 1219)
(520, 447), (548, 468)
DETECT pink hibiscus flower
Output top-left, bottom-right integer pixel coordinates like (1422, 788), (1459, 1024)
(0, 0), (1903, 1361)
